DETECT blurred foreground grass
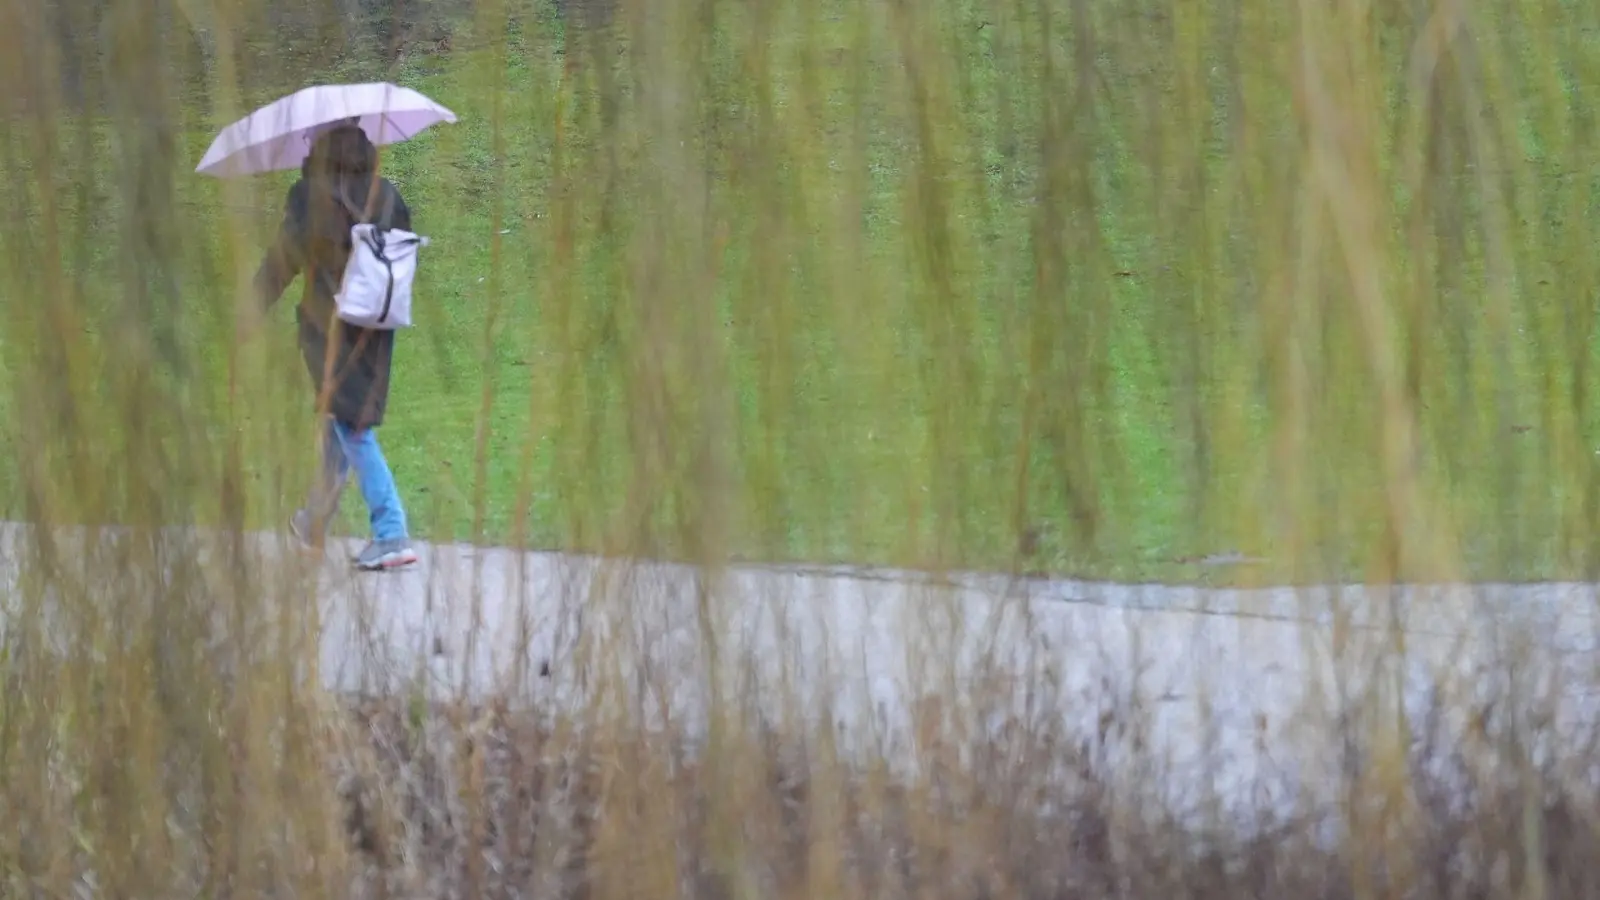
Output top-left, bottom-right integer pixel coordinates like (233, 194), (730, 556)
(4, 0), (1600, 896)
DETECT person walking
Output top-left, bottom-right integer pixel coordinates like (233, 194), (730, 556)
(247, 122), (419, 571)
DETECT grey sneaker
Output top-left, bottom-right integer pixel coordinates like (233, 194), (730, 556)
(354, 539), (418, 571)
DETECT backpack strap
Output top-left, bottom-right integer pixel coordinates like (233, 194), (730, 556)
(333, 176), (391, 228)
(334, 188), (365, 225)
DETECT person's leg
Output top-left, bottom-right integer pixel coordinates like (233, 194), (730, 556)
(329, 418), (416, 569)
(291, 418), (350, 548)
(313, 416), (352, 521)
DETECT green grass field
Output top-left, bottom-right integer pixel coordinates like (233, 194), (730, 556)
(7, 0), (1600, 585)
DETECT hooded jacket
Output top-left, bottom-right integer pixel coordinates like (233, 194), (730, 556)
(252, 124), (410, 430)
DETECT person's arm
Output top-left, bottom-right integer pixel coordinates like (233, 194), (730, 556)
(239, 182), (307, 342)
(252, 181), (307, 310)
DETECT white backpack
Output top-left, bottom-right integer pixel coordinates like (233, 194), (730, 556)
(333, 188), (427, 330)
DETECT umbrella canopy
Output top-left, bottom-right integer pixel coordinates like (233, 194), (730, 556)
(196, 82), (457, 178)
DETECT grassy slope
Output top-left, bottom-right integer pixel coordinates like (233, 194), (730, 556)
(342, 3), (1217, 579)
(8, 0), (1600, 585)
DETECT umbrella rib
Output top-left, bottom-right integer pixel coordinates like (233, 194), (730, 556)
(383, 112), (414, 142)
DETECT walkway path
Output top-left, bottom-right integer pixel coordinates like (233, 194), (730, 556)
(5, 522), (1598, 820)
(318, 532), (1600, 815)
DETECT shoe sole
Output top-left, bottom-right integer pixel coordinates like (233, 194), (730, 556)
(356, 552), (419, 572)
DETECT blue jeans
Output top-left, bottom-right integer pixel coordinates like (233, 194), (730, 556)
(307, 417), (409, 542)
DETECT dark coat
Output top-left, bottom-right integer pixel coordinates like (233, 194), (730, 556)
(253, 168), (411, 430)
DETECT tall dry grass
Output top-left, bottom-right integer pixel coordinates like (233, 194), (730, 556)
(3, 0), (1600, 897)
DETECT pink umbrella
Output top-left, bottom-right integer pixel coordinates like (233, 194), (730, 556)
(196, 82), (458, 178)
